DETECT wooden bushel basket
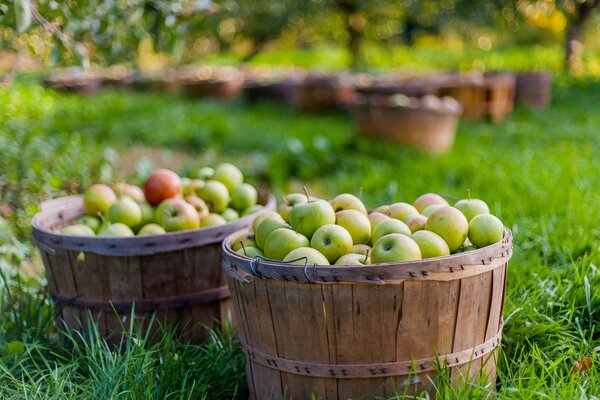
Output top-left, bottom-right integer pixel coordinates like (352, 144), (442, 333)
(515, 71), (551, 108)
(222, 228), (512, 399)
(31, 194), (275, 344)
(297, 76), (356, 112)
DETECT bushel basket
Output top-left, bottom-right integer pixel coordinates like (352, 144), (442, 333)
(222, 228), (512, 399)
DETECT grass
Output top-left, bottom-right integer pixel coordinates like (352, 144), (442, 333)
(0, 73), (599, 398)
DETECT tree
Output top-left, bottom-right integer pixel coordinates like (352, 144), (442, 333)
(563, 0), (599, 72)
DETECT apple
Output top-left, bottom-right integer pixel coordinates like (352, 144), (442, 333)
(455, 245), (478, 253)
(182, 179), (205, 197)
(350, 244), (371, 256)
(200, 213), (227, 227)
(310, 224), (353, 264)
(329, 193), (368, 215)
(107, 197), (142, 228)
(114, 183), (145, 202)
(255, 217), (291, 249)
(76, 215), (101, 232)
(372, 205), (389, 214)
(371, 219), (411, 244)
(98, 223), (134, 237)
(236, 246), (264, 258)
(242, 204), (263, 216)
(155, 198), (200, 232)
(290, 199), (336, 239)
(252, 211), (284, 233)
(455, 199), (490, 221)
(61, 224), (95, 236)
(468, 214), (504, 247)
(411, 230), (450, 259)
(425, 206), (469, 252)
(197, 180), (230, 213)
(264, 228), (310, 261)
(194, 166), (214, 180)
(283, 247), (330, 265)
(278, 193), (308, 222)
(335, 253), (370, 265)
(213, 163), (243, 192)
(138, 223), (166, 236)
(421, 204), (443, 218)
(83, 184), (117, 215)
(221, 208), (240, 222)
(231, 183), (258, 211)
(368, 212), (390, 231)
(371, 234), (421, 263)
(335, 210), (371, 245)
(232, 233), (257, 251)
(143, 169), (182, 206)
(385, 202), (419, 221)
(404, 214), (427, 233)
(413, 193), (449, 213)
(184, 195), (210, 219)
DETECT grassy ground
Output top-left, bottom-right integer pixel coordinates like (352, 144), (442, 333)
(0, 75), (599, 398)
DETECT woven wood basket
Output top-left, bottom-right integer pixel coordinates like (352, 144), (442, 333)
(222, 228), (512, 399)
(515, 71), (551, 108)
(180, 75), (245, 100)
(31, 194), (275, 344)
(42, 75), (102, 95)
(297, 76), (356, 112)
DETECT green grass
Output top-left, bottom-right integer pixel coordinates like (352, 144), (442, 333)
(0, 74), (599, 398)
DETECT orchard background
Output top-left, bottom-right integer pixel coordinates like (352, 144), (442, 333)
(1, 1), (600, 398)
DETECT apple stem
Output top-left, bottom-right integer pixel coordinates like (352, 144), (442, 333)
(364, 249), (370, 264)
(240, 241), (248, 256)
(302, 186), (310, 203)
(358, 187), (364, 200)
(467, 189), (471, 201)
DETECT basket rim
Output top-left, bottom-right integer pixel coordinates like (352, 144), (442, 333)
(351, 96), (463, 116)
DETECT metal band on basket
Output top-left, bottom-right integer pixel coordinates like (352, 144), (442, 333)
(240, 322), (504, 378)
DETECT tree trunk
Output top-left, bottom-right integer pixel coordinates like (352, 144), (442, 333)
(335, 0), (364, 70)
(564, 0), (599, 73)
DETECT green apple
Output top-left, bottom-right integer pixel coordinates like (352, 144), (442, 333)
(422, 204), (443, 218)
(264, 228), (310, 261)
(413, 193), (449, 213)
(335, 253), (370, 265)
(107, 197), (142, 228)
(411, 230), (450, 259)
(114, 183), (145, 202)
(335, 210), (371, 245)
(468, 214), (504, 247)
(350, 244), (371, 256)
(184, 195), (210, 219)
(98, 223), (134, 237)
(200, 213), (227, 227)
(252, 211), (284, 233)
(371, 234), (421, 263)
(194, 166), (214, 180)
(425, 206), (469, 252)
(283, 247), (330, 265)
(368, 212), (390, 231)
(236, 246), (263, 258)
(198, 180), (231, 213)
(329, 193), (368, 215)
(232, 233), (257, 251)
(83, 183), (117, 215)
(372, 205), (389, 214)
(221, 208), (240, 222)
(61, 224), (95, 236)
(182, 179), (205, 197)
(231, 183), (258, 211)
(137, 202), (155, 227)
(278, 193), (308, 223)
(138, 223), (166, 236)
(454, 245), (478, 253)
(371, 219), (411, 244)
(290, 199), (336, 239)
(255, 217), (291, 249)
(385, 202), (418, 221)
(155, 198), (200, 232)
(310, 224), (353, 264)
(213, 163), (243, 192)
(404, 214), (427, 233)
(242, 204), (263, 216)
(76, 215), (101, 232)
(455, 199), (490, 221)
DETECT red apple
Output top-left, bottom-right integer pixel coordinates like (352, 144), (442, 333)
(144, 169), (182, 206)
(155, 198), (199, 232)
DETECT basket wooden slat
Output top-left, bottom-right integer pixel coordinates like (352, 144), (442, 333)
(515, 71), (551, 108)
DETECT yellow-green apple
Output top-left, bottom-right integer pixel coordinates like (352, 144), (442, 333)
(231, 183), (258, 210)
(114, 183), (145, 202)
(455, 199), (490, 221)
(368, 212), (390, 231)
(372, 205), (389, 214)
(76, 215), (101, 232)
(213, 163), (243, 192)
(455, 245), (478, 253)
(385, 202), (418, 221)
(468, 214), (503, 247)
(61, 224), (95, 236)
(278, 193), (308, 222)
(155, 198), (200, 232)
(221, 208), (239, 222)
(107, 197), (142, 228)
(425, 206), (469, 252)
(198, 180), (230, 213)
(283, 247), (330, 265)
(329, 193), (368, 215)
(290, 199), (336, 239)
(236, 246), (263, 258)
(182, 179), (205, 197)
(200, 213), (227, 227)
(310, 224), (353, 264)
(335, 210), (371, 245)
(138, 223), (166, 236)
(98, 223), (134, 237)
(404, 214), (427, 233)
(184, 195), (209, 219)
(413, 193), (449, 213)
(335, 253), (370, 265)
(143, 169), (182, 206)
(371, 234), (421, 263)
(242, 204), (263, 216)
(83, 184), (117, 215)
(411, 230), (450, 258)
(255, 217), (290, 249)
(194, 166), (214, 180)
(252, 211), (283, 233)
(350, 244), (371, 256)
(371, 219), (411, 244)
(264, 228), (310, 260)
(232, 233), (257, 251)
(422, 204), (443, 217)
